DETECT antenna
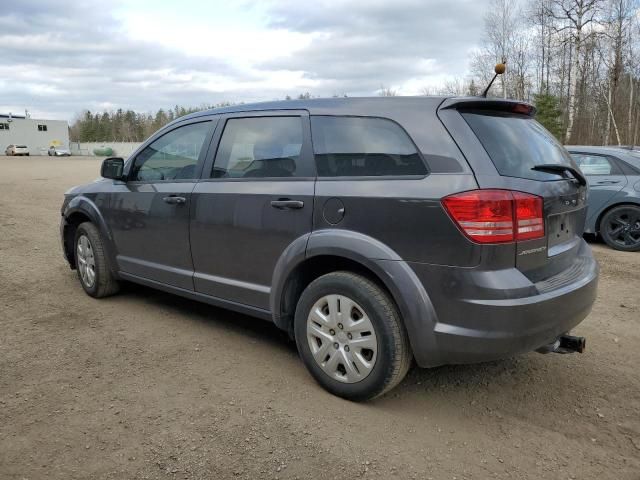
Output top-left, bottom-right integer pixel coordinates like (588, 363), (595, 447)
(481, 59), (507, 98)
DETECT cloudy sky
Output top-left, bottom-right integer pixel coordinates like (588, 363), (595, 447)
(0, 0), (485, 121)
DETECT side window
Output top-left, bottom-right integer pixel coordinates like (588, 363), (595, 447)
(212, 117), (305, 178)
(571, 154), (618, 176)
(310, 116), (427, 177)
(130, 122), (211, 182)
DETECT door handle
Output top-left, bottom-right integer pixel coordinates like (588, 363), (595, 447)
(163, 195), (186, 205)
(595, 180), (620, 185)
(270, 199), (304, 209)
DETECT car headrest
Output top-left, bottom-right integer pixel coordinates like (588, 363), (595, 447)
(253, 141), (282, 161)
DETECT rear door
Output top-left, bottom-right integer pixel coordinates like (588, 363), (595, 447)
(190, 111), (315, 309)
(439, 102), (588, 281)
(568, 152), (627, 225)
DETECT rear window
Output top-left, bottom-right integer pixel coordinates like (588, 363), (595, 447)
(462, 111), (575, 181)
(310, 116), (427, 177)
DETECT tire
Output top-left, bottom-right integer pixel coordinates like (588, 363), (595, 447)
(74, 222), (120, 298)
(599, 205), (640, 252)
(294, 271), (412, 401)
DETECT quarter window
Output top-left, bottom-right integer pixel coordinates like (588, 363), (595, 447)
(130, 122), (211, 181)
(310, 116), (426, 177)
(212, 117), (306, 178)
(570, 153), (619, 176)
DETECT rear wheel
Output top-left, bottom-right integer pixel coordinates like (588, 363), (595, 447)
(600, 205), (640, 251)
(74, 222), (120, 297)
(294, 271), (412, 401)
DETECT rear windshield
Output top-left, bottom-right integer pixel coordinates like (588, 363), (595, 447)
(462, 111), (575, 181)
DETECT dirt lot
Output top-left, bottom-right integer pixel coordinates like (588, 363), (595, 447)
(1, 155), (639, 480)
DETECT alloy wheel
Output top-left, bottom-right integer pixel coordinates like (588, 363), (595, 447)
(605, 208), (640, 249)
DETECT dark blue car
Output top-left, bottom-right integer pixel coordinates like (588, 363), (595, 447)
(567, 146), (640, 251)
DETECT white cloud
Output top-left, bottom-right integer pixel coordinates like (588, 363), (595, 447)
(0, 0), (484, 120)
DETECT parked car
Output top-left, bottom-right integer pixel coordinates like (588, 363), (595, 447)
(60, 97), (598, 400)
(567, 146), (640, 251)
(48, 145), (71, 156)
(5, 144), (29, 156)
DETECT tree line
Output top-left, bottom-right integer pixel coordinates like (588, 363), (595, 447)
(69, 94), (319, 143)
(69, 104), (230, 143)
(72, 0), (640, 146)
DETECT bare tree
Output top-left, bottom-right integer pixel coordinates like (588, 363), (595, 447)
(378, 85), (398, 97)
(549, 0), (603, 143)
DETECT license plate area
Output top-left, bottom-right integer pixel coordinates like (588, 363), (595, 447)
(547, 211), (578, 253)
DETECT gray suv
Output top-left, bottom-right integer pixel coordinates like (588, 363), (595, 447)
(60, 97), (598, 400)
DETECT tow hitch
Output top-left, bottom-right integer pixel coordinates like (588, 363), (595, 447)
(537, 334), (586, 354)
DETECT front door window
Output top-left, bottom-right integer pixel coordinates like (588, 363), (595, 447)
(130, 122), (211, 181)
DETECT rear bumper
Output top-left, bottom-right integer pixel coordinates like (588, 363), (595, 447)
(408, 240), (598, 367)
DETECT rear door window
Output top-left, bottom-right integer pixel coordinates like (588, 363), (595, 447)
(462, 111), (576, 181)
(310, 116), (427, 177)
(212, 116), (309, 178)
(570, 153), (620, 176)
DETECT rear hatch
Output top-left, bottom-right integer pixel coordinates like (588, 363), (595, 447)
(439, 99), (588, 282)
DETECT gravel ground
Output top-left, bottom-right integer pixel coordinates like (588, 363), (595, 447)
(1, 155), (639, 480)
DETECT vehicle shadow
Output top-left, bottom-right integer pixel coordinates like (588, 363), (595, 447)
(116, 281), (614, 422)
(120, 281), (298, 354)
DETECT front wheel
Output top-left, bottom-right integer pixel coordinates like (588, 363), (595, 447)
(600, 205), (640, 251)
(74, 222), (120, 297)
(294, 271), (412, 401)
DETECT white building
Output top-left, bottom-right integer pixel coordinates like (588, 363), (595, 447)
(0, 113), (69, 155)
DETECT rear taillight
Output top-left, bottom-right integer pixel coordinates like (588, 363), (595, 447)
(442, 189), (544, 244)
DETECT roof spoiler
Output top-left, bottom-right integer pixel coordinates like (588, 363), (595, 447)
(439, 97), (536, 117)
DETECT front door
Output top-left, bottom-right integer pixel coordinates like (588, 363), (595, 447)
(107, 119), (216, 289)
(190, 112), (315, 309)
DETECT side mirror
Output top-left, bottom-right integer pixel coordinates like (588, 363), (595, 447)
(100, 157), (125, 180)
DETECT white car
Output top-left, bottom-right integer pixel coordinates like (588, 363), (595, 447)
(48, 145), (71, 156)
(5, 144), (29, 156)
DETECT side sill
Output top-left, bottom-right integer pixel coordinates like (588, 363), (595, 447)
(118, 272), (273, 322)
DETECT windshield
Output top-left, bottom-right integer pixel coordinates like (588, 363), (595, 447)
(462, 111), (576, 181)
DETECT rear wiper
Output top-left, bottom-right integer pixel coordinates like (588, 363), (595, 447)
(531, 164), (587, 186)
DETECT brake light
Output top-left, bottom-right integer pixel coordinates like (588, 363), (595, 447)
(442, 190), (544, 244)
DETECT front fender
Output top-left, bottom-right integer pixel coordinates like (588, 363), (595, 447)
(62, 196), (118, 275)
(271, 229), (441, 367)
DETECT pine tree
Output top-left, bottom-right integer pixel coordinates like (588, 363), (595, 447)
(534, 93), (564, 140)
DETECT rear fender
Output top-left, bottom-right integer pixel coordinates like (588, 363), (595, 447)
(271, 229), (441, 367)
